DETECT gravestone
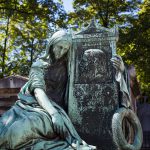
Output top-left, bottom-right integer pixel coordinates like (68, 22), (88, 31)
(68, 19), (119, 150)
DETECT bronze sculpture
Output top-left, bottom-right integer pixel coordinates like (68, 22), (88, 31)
(0, 30), (96, 150)
(0, 28), (142, 150)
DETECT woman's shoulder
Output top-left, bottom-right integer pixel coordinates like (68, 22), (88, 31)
(31, 59), (50, 69)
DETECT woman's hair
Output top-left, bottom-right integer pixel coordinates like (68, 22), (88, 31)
(48, 45), (56, 64)
(42, 30), (72, 63)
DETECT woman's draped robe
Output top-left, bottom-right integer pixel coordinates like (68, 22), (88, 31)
(0, 57), (81, 150)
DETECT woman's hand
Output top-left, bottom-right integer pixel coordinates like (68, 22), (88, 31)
(71, 140), (97, 150)
(34, 88), (68, 139)
(51, 112), (67, 139)
(111, 55), (125, 73)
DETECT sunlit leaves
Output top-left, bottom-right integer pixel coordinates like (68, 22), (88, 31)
(0, 0), (67, 77)
(68, 0), (142, 28)
(118, 0), (150, 97)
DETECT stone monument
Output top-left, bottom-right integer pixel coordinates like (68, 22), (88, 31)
(68, 19), (119, 149)
(68, 19), (142, 150)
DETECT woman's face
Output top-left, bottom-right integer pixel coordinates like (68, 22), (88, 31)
(53, 40), (70, 60)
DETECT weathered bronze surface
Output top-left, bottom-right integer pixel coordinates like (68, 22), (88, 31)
(68, 19), (119, 150)
(0, 20), (142, 150)
(0, 30), (96, 150)
(68, 19), (143, 150)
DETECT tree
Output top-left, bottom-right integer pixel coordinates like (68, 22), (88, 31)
(68, 0), (142, 28)
(0, 9), (13, 78)
(0, 0), (67, 77)
(118, 0), (150, 97)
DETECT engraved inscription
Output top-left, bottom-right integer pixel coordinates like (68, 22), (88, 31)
(73, 83), (118, 136)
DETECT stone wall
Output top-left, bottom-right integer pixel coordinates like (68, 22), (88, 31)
(0, 75), (28, 115)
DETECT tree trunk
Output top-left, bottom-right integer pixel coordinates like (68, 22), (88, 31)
(30, 39), (34, 66)
(2, 16), (10, 77)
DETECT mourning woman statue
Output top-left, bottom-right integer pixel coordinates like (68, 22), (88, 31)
(0, 30), (96, 150)
(0, 30), (128, 150)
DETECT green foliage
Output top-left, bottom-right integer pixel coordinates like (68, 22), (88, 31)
(68, 0), (142, 28)
(118, 0), (150, 97)
(0, 0), (67, 77)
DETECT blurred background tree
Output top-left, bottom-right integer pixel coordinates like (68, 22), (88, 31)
(117, 0), (150, 98)
(68, 0), (142, 28)
(0, 0), (67, 77)
(0, 0), (149, 98)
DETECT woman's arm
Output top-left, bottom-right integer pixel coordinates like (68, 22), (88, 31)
(111, 55), (131, 108)
(34, 88), (57, 115)
(26, 59), (67, 138)
(34, 88), (67, 138)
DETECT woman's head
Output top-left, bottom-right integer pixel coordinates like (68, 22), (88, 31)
(43, 30), (72, 62)
(52, 40), (70, 60)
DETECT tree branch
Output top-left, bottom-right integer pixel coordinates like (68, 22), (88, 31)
(0, 7), (32, 15)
